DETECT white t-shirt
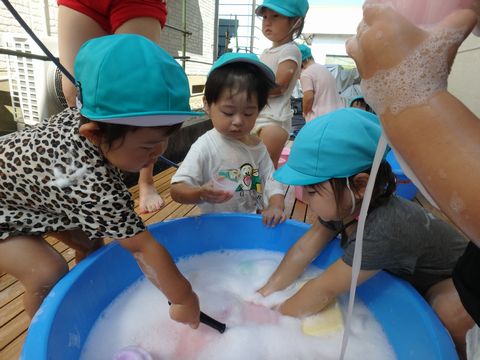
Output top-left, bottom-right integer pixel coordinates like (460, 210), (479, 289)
(258, 42), (302, 123)
(300, 63), (344, 121)
(171, 129), (286, 214)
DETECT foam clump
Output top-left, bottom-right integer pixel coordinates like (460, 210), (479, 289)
(362, 27), (465, 116)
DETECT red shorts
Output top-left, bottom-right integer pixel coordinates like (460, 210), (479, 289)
(57, 0), (167, 33)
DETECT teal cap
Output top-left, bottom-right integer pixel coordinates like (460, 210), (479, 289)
(297, 44), (312, 62)
(274, 108), (385, 185)
(209, 52), (275, 82)
(255, 0), (309, 18)
(349, 95), (366, 106)
(74, 34), (201, 126)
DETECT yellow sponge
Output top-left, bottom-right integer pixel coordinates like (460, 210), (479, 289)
(301, 299), (344, 336)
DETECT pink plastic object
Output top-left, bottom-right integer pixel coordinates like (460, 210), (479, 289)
(113, 346), (153, 360)
(278, 147), (290, 168)
(211, 173), (239, 194)
(295, 186), (304, 203)
(365, 0), (475, 26)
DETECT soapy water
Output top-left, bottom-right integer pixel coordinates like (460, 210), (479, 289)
(80, 250), (395, 360)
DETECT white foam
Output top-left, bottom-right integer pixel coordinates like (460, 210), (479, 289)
(362, 27), (465, 116)
(80, 250), (395, 360)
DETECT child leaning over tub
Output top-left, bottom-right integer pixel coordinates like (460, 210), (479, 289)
(0, 34), (201, 328)
(170, 53), (287, 227)
(253, 0), (308, 167)
(257, 108), (474, 358)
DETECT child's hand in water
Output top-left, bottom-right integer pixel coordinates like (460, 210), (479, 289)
(262, 206), (287, 227)
(169, 291), (201, 329)
(199, 182), (234, 203)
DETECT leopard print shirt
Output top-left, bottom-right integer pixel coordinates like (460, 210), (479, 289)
(0, 108), (145, 241)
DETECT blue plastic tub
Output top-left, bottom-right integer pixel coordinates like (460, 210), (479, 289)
(21, 214), (457, 360)
(386, 150), (418, 200)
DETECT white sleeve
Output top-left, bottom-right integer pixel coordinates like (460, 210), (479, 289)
(259, 146), (287, 204)
(279, 44), (302, 67)
(171, 136), (209, 187)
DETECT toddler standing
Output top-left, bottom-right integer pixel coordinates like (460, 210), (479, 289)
(171, 53), (287, 227)
(254, 0), (309, 166)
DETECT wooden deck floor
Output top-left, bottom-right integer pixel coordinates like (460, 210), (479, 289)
(0, 166), (316, 359)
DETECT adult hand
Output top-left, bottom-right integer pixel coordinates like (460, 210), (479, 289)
(346, 5), (476, 80)
(346, 5), (476, 115)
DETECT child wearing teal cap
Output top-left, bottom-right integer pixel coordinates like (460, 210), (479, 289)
(171, 52), (287, 227)
(0, 34), (202, 328)
(58, 0), (169, 216)
(296, 43), (343, 121)
(257, 108), (473, 356)
(254, 0), (309, 167)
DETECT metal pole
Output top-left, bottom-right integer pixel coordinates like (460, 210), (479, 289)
(250, 0), (256, 53)
(182, 0), (187, 69)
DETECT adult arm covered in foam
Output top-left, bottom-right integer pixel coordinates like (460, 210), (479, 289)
(346, 5), (480, 244)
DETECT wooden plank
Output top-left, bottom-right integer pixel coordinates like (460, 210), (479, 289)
(291, 199), (307, 223)
(0, 297), (24, 343)
(283, 185), (296, 219)
(0, 312), (29, 350)
(0, 331), (26, 360)
(0, 274), (16, 292)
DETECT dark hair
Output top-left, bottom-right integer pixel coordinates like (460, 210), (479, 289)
(290, 17), (305, 39)
(316, 161), (397, 218)
(79, 115), (181, 151)
(204, 62), (276, 111)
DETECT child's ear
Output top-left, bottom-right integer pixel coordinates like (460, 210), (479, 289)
(203, 96), (210, 115)
(79, 122), (102, 146)
(352, 173), (370, 198)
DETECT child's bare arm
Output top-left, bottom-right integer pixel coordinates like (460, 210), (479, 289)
(171, 181), (233, 204)
(279, 259), (378, 317)
(118, 231), (200, 327)
(258, 221), (337, 296)
(270, 59), (299, 97)
(262, 193), (286, 227)
(302, 90), (314, 116)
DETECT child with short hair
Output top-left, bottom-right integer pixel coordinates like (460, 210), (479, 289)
(257, 108), (474, 357)
(0, 34), (201, 327)
(297, 44), (343, 121)
(254, 0), (309, 167)
(58, 0), (169, 215)
(171, 53), (287, 227)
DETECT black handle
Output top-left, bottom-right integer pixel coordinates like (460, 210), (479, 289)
(168, 302), (226, 334)
(200, 311), (226, 333)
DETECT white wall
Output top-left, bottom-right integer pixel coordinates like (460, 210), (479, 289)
(448, 33), (480, 117)
(311, 34), (352, 64)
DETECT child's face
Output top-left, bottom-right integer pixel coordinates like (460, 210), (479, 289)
(204, 89), (259, 143)
(101, 127), (170, 172)
(303, 182), (356, 221)
(261, 8), (295, 43)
